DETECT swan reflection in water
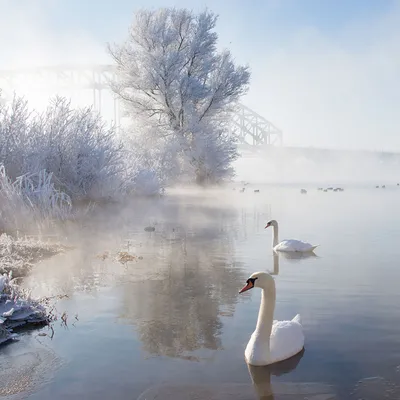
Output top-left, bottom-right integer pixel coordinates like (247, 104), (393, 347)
(277, 251), (318, 262)
(137, 349), (337, 399)
(269, 253), (280, 276)
(248, 350), (336, 399)
(268, 250), (319, 276)
(248, 348), (304, 399)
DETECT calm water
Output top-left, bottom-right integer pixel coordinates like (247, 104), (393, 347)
(3, 185), (400, 399)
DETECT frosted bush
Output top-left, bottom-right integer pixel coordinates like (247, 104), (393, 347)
(0, 92), (164, 233)
(123, 129), (180, 188)
(0, 95), (133, 203)
(26, 97), (127, 201)
(0, 96), (31, 179)
(133, 169), (161, 196)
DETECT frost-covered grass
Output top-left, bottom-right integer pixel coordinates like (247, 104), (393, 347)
(0, 233), (67, 277)
(0, 165), (73, 233)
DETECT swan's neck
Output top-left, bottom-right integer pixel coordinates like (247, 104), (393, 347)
(272, 224), (279, 247)
(255, 285), (276, 339)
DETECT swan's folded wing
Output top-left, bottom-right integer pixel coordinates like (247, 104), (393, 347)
(270, 320), (305, 363)
(274, 239), (315, 252)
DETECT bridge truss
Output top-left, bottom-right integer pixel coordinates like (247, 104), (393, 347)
(0, 65), (282, 148)
(233, 104), (282, 148)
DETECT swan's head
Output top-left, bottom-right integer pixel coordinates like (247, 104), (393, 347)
(265, 220), (277, 229)
(239, 272), (274, 293)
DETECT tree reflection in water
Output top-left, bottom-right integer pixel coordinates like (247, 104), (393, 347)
(118, 196), (247, 359)
(24, 192), (251, 359)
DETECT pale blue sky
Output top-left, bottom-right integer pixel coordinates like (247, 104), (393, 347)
(15, 0), (394, 40)
(1, 0), (400, 151)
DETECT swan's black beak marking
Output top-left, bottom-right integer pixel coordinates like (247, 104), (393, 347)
(239, 277), (258, 293)
(265, 223), (270, 229)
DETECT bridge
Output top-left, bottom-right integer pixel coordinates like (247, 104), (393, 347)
(0, 65), (282, 149)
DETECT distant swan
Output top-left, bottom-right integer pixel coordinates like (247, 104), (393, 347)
(265, 219), (319, 253)
(239, 271), (304, 366)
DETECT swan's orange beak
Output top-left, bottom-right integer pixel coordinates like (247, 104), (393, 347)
(239, 281), (254, 293)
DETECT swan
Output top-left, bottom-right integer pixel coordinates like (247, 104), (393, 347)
(265, 219), (319, 253)
(239, 271), (304, 366)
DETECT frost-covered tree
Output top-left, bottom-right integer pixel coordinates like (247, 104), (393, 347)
(108, 8), (250, 184)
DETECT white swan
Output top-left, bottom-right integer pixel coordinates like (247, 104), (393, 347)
(239, 271), (304, 366)
(265, 219), (319, 253)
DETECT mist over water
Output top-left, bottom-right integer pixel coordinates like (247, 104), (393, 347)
(0, 185), (399, 399)
(234, 147), (400, 186)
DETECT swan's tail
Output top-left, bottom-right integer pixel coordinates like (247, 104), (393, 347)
(292, 314), (302, 324)
(310, 245), (319, 252)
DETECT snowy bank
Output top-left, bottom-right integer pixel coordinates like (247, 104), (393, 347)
(0, 272), (48, 345)
(0, 234), (70, 345)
